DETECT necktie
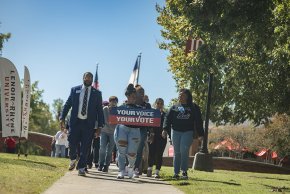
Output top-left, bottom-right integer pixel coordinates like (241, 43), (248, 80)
(81, 87), (88, 116)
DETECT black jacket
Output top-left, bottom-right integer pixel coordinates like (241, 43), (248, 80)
(163, 103), (204, 138)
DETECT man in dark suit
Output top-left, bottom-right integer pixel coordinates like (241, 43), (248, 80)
(60, 72), (104, 176)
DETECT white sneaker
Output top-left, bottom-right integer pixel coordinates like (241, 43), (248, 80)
(133, 169), (139, 178)
(123, 166), (128, 176)
(117, 170), (124, 179)
(128, 167), (134, 178)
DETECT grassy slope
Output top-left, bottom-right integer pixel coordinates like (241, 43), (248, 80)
(0, 153), (68, 194)
(160, 166), (290, 194)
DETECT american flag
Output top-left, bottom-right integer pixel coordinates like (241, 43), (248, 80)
(93, 64), (99, 90)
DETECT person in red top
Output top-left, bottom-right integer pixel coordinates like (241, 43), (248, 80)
(4, 137), (16, 153)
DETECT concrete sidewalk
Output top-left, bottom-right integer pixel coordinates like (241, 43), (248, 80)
(43, 164), (184, 194)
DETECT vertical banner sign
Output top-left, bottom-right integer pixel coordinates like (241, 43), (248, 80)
(21, 66), (31, 139)
(0, 57), (22, 137)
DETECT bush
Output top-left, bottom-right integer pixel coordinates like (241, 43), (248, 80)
(16, 141), (46, 156)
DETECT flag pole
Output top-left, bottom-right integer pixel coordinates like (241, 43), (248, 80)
(136, 53), (141, 85)
(96, 63), (99, 89)
(18, 83), (25, 158)
(18, 84), (23, 159)
(18, 112), (23, 159)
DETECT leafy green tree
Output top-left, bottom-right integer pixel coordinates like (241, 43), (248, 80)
(264, 114), (290, 156)
(1, 79), (59, 135)
(208, 114), (290, 157)
(0, 32), (11, 54)
(157, 0), (290, 125)
(52, 98), (64, 120)
(29, 81), (57, 135)
(209, 124), (256, 151)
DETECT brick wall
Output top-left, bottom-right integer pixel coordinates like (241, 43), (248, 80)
(0, 131), (53, 156)
(163, 156), (290, 174)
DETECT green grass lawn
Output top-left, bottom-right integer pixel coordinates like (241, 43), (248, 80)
(0, 153), (68, 194)
(160, 167), (290, 194)
(1, 153), (290, 194)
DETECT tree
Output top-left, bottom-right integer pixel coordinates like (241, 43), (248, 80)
(52, 98), (64, 120)
(264, 114), (290, 156)
(1, 79), (59, 135)
(0, 32), (11, 54)
(208, 114), (290, 157)
(29, 81), (57, 135)
(209, 124), (257, 152)
(157, 0), (290, 125)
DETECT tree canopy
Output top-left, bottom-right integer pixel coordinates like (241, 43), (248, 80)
(157, 0), (290, 125)
(0, 32), (11, 54)
(29, 81), (59, 135)
(52, 98), (64, 120)
(209, 114), (290, 157)
(1, 80), (59, 135)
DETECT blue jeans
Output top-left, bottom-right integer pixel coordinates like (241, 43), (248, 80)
(171, 130), (193, 174)
(135, 128), (147, 170)
(55, 144), (66, 157)
(99, 132), (115, 166)
(114, 125), (140, 171)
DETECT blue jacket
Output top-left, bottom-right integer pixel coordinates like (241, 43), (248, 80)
(60, 85), (104, 129)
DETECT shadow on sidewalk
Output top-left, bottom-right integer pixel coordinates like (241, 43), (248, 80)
(85, 170), (171, 185)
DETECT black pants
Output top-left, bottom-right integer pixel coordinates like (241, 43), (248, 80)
(68, 119), (94, 169)
(148, 136), (167, 170)
(87, 137), (100, 165)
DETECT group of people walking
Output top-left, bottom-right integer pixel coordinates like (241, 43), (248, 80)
(59, 72), (204, 179)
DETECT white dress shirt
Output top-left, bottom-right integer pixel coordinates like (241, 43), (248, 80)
(77, 85), (91, 119)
